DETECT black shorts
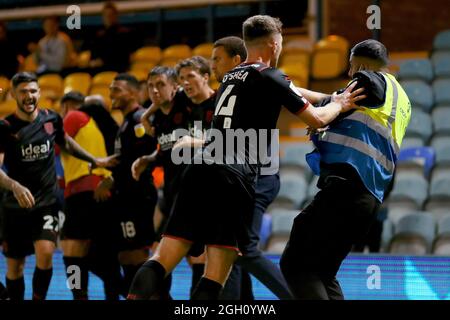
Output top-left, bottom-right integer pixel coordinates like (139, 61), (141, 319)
(114, 189), (157, 251)
(163, 165), (254, 257)
(2, 204), (59, 259)
(60, 191), (105, 240)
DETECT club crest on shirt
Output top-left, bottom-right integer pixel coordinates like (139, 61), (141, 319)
(44, 122), (54, 135)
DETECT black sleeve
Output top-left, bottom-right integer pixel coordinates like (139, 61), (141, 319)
(351, 71), (386, 108)
(262, 68), (310, 114)
(53, 113), (67, 147)
(0, 120), (9, 152)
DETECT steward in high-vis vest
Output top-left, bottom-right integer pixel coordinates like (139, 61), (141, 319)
(280, 39), (411, 300)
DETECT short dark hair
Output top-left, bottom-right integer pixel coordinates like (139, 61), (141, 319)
(44, 15), (60, 24)
(61, 91), (85, 105)
(114, 73), (140, 90)
(351, 39), (389, 66)
(243, 15), (282, 43)
(175, 56), (211, 76)
(148, 66), (178, 83)
(11, 72), (38, 88)
(214, 36), (247, 60)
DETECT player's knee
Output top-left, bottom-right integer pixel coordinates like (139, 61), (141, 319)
(7, 260), (25, 279)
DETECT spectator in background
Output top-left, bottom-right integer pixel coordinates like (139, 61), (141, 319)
(89, 2), (134, 72)
(35, 16), (76, 75)
(0, 22), (19, 78)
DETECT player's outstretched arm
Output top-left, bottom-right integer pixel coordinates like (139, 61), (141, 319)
(296, 87), (330, 104)
(141, 103), (160, 137)
(0, 166), (35, 208)
(131, 149), (159, 181)
(297, 82), (365, 129)
(60, 135), (118, 168)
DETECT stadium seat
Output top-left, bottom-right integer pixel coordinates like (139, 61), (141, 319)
(431, 51), (450, 78)
(288, 122), (308, 138)
(431, 136), (450, 166)
(432, 214), (450, 255)
(280, 141), (314, 168)
(38, 74), (64, 99)
(388, 206), (415, 226)
(130, 61), (157, 74)
(128, 69), (148, 82)
(162, 44), (192, 61)
(404, 108), (433, 143)
(89, 86), (111, 110)
(398, 59), (434, 82)
(0, 99), (16, 118)
(22, 54), (38, 72)
(131, 46), (162, 64)
(380, 219), (394, 252)
(429, 171), (450, 200)
(432, 106), (450, 136)
(401, 137), (425, 149)
(389, 212), (436, 254)
(397, 146), (435, 178)
(389, 171), (429, 209)
(279, 63), (309, 88)
(265, 209), (298, 254)
(311, 35), (349, 79)
(63, 72), (92, 95)
(0, 76), (10, 101)
(432, 79), (450, 107)
(388, 51), (429, 74)
(280, 50), (311, 70)
(272, 169), (307, 210)
(92, 71), (118, 87)
(433, 29), (450, 51)
(401, 80), (434, 112)
(192, 43), (214, 59)
(159, 58), (180, 68)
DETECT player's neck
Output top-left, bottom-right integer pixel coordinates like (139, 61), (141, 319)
(160, 101), (173, 115)
(245, 53), (271, 67)
(16, 108), (38, 122)
(122, 101), (140, 116)
(190, 87), (214, 105)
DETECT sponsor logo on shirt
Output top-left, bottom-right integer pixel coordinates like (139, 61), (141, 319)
(21, 140), (51, 161)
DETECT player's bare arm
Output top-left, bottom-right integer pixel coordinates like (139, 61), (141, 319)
(296, 87), (331, 104)
(93, 175), (114, 202)
(297, 82), (365, 129)
(60, 135), (118, 168)
(131, 149), (159, 181)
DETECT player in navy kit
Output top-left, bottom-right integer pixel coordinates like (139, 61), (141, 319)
(0, 72), (110, 300)
(128, 15), (365, 300)
(94, 73), (158, 293)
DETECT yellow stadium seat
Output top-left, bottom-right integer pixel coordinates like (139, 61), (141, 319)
(162, 44), (192, 61)
(38, 74), (64, 99)
(110, 109), (124, 126)
(77, 50), (91, 68)
(279, 63), (309, 88)
(311, 35), (350, 79)
(281, 51), (311, 70)
(39, 97), (54, 110)
(131, 46), (162, 64)
(128, 69), (148, 82)
(92, 71), (117, 87)
(89, 86), (112, 111)
(130, 61), (156, 74)
(0, 76), (10, 101)
(0, 99), (16, 118)
(64, 72), (92, 95)
(159, 58), (180, 68)
(193, 43), (214, 59)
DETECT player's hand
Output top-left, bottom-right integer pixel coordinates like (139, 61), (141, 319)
(94, 178), (113, 202)
(332, 81), (366, 113)
(173, 135), (194, 150)
(131, 156), (151, 181)
(12, 181), (35, 208)
(94, 154), (120, 169)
